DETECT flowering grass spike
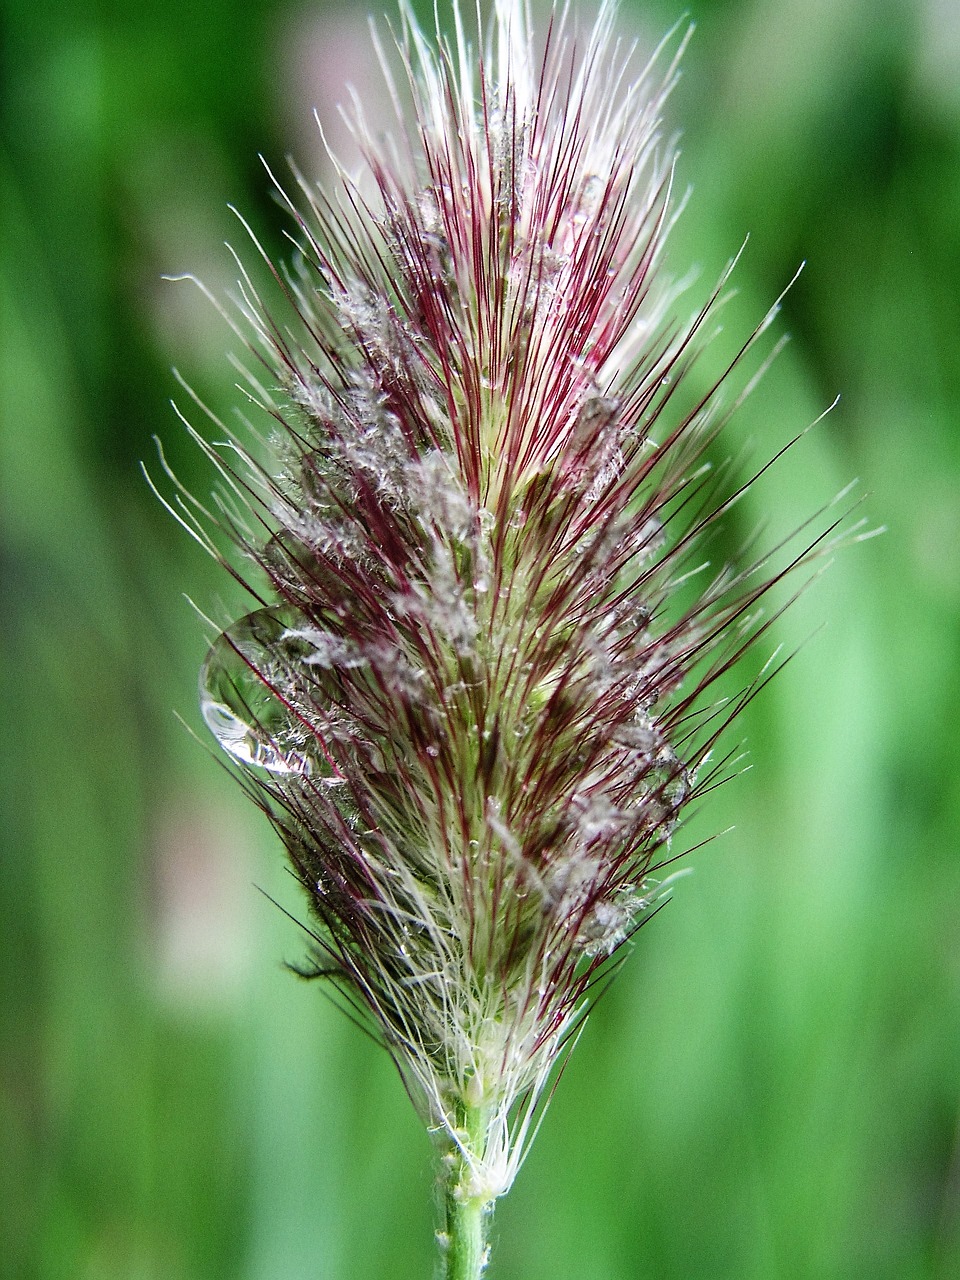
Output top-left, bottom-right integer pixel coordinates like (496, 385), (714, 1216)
(160, 2), (847, 1275)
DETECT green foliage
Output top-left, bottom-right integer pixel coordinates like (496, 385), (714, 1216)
(2, 0), (956, 1276)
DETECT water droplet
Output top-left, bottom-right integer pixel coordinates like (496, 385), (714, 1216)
(200, 605), (314, 775)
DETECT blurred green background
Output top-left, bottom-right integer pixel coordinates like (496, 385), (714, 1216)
(2, 0), (958, 1276)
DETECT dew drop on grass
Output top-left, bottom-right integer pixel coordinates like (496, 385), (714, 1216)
(200, 606), (314, 775)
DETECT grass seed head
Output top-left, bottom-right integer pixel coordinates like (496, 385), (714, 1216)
(176, 0), (843, 1204)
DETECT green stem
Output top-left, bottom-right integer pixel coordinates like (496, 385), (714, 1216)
(440, 1183), (488, 1280)
(436, 1103), (493, 1280)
